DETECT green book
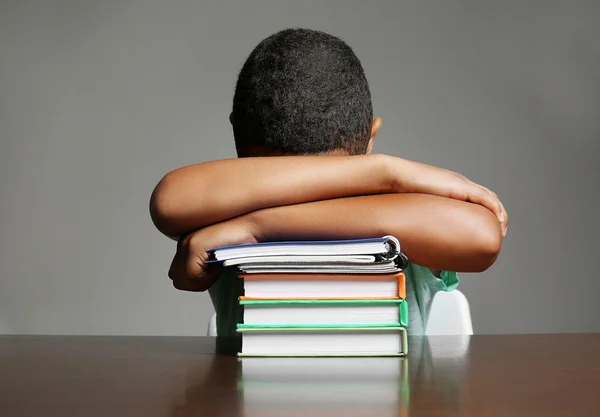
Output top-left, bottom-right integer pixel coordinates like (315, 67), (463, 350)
(237, 326), (408, 357)
(238, 298), (408, 328)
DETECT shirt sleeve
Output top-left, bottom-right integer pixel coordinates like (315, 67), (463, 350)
(409, 263), (459, 293)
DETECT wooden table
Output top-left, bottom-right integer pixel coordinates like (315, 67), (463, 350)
(1, 334), (599, 417)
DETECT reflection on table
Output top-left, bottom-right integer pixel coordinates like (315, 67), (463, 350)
(169, 335), (471, 417)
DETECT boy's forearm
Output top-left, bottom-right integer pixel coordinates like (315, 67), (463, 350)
(241, 194), (502, 272)
(150, 154), (395, 238)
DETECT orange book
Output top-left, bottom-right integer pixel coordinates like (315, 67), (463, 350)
(238, 272), (405, 300)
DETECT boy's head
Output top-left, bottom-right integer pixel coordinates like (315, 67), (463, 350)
(231, 28), (381, 157)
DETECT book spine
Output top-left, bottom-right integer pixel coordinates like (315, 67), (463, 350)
(400, 299), (408, 327)
(398, 272), (406, 299)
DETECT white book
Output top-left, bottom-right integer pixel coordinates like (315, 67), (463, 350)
(223, 254), (377, 266)
(207, 236), (401, 263)
(239, 272), (405, 299)
(237, 327), (408, 357)
(236, 260), (400, 274)
(240, 299), (408, 327)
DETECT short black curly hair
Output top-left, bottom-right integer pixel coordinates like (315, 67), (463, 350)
(232, 28), (373, 156)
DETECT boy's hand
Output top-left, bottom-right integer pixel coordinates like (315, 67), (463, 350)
(393, 157), (508, 237)
(168, 219), (257, 291)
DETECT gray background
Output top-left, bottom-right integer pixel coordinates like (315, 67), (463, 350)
(1, 0), (598, 335)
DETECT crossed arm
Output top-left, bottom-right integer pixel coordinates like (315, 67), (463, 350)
(150, 154), (507, 291)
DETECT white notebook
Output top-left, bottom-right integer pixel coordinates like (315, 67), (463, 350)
(223, 254), (377, 266)
(207, 236), (401, 263)
(236, 260), (401, 274)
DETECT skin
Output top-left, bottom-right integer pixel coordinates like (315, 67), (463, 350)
(151, 117), (508, 291)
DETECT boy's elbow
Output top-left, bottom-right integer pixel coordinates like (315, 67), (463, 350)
(473, 229), (502, 272)
(149, 175), (181, 238)
(469, 206), (503, 272)
(150, 171), (216, 238)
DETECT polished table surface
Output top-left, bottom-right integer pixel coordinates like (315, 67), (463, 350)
(1, 334), (599, 417)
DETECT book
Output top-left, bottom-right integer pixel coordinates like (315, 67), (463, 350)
(207, 236), (401, 263)
(239, 272), (406, 299)
(237, 326), (408, 357)
(239, 299), (408, 327)
(223, 254), (378, 266)
(234, 260), (402, 274)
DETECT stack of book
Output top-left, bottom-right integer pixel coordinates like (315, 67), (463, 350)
(207, 236), (409, 357)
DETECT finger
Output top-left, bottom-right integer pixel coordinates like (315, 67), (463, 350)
(451, 175), (506, 227)
(185, 251), (205, 280)
(179, 262), (223, 291)
(168, 245), (202, 286)
(497, 199), (508, 237)
(172, 275), (218, 292)
(169, 235), (205, 281)
(172, 278), (211, 292)
(480, 185), (504, 219)
(473, 185), (504, 222)
(461, 182), (501, 220)
(453, 172), (470, 182)
(169, 252), (218, 289)
(170, 262), (222, 291)
(169, 236), (192, 282)
(484, 188), (507, 225)
(168, 247), (187, 282)
(480, 187), (508, 237)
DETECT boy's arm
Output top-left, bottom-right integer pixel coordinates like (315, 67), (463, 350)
(245, 194), (501, 272)
(150, 154), (395, 238)
(150, 155), (507, 239)
(169, 194), (502, 291)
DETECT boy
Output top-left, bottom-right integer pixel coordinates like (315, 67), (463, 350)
(150, 29), (507, 336)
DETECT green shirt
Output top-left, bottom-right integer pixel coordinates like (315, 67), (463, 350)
(208, 262), (459, 336)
